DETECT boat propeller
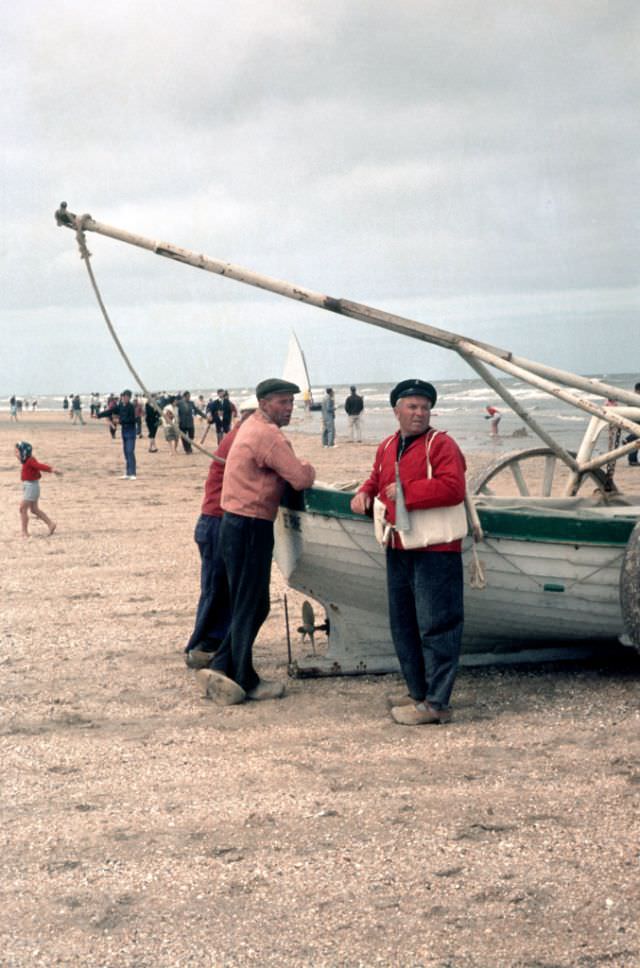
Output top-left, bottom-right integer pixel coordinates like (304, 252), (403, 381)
(297, 600), (329, 655)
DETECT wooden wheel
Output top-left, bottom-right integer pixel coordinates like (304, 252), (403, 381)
(470, 447), (612, 498)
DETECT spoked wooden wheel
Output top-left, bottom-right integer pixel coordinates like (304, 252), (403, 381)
(470, 447), (613, 498)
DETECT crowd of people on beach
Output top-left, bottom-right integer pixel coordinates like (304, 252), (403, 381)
(12, 374), (472, 726)
(13, 371), (640, 728)
(8, 395), (38, 419)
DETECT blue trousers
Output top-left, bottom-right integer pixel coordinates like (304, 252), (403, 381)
(185, 514), (231, 654)
(121, 425), (137, 476)
(210, 513), (274, 692)
(386, 549), (463, 710)
(322, 418), (335, 447)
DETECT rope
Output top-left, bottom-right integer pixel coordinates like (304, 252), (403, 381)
(475, 533), (623, 594)
(469, 541), (487, 589)
(73, 216), (224, 465)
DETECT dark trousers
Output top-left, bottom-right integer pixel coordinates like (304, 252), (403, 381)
(211, 513), (274, 692)
(185, 515), (230, 653)
(180, 426), (194, 453)
(121, 425), (137, 476)
(386, 549), (463, 710)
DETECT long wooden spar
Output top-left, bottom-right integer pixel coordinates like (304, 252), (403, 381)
(56, 205), (640, 472)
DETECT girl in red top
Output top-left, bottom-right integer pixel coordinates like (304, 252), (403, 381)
(15, 441), (63, 538)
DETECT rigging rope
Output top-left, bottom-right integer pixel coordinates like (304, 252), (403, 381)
(73, 215), (224, 465)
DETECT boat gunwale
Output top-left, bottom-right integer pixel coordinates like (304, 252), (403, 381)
(280, 486), (640, 546)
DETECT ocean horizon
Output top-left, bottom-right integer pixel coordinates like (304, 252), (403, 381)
(5, 371), (638, 455)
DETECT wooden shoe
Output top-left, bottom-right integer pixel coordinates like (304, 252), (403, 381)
(246, 679), (285, 701)
(391, 702), (452, 725)
(386, 692), (415, 710)
(196, 669), (245, 705)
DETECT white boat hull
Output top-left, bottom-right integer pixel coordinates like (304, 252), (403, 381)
(275, 489), (639, 674)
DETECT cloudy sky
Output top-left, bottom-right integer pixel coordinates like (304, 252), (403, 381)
(2, 0), (638, 395)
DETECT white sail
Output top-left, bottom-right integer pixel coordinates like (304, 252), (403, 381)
(283, 331), (314, 406)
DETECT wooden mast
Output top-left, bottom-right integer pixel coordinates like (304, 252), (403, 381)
(56, 204), (640, 473)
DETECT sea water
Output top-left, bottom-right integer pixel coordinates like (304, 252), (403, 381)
(5, 371), (638, 455)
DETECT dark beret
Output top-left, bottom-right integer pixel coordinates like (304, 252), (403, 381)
(255, 378), (301, 400)
(390, 379), (437, 408)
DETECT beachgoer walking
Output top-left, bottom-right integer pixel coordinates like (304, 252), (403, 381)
(62, 396), (69, 413)
(321, 387), (336, 447)
(162, 406), (179, 454)
(485, 405), (501, 436)
(207, 389), (232, 443)
(97, 389), (137, 478)
(225, 391), (238, 426)
(134, 396), (144, 438)
(71, 394), (85, 425)
(184, 396), (258, 669)
(10, 395), (18, 421)
(15, 441), (62, 538)
(350, 379), (466, 725)
(145, 399), (161, 452)
(197, 378), (315, 705)
(177, 391), (205, 454)
(344, 385), (364, 442)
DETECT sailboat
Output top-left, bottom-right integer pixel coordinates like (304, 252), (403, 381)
(282, 331), (321, 410)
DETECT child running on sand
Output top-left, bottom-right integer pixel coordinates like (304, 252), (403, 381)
(15, 441), (63, 538)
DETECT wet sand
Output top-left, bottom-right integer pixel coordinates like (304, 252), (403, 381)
(1, 413), (639, 967)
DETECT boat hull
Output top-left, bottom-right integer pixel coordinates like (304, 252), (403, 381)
(275, 487), (639, 674)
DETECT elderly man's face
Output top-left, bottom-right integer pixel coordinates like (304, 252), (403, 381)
(260, 393), (295, 427)
(394, 395), (432, 436)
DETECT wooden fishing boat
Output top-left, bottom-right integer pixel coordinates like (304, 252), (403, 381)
(276, 410), (640, 673)
(55, 204), (640, 670)
(277, 483), (640, 674)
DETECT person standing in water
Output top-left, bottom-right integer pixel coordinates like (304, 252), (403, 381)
(485, 405), (501, 436)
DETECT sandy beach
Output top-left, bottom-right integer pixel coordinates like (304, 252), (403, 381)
(2, 411), (639, 967)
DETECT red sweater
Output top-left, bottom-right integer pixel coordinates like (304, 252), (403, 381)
(21, 457), (53, 481)
(358, 428), (466, 552)
(200, 426), (240, 516)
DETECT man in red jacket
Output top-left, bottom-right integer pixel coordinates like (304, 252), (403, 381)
(350, 379), (466, 725)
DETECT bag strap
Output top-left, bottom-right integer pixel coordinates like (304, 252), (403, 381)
(377, 433), (397, 475)
(425, 428), (441, 480)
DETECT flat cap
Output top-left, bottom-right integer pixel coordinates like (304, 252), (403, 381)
(390, 379), (437, 408)
(255, 378), (301, 400)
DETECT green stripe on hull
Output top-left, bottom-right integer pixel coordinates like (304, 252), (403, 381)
(280, 486), (637, 546)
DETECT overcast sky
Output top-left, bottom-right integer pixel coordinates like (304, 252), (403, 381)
(1, 0), (638, 395)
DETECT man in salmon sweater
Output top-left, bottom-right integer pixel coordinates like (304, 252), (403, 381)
(184, 396), (258, 669)
(197, 378), (315, 705)
(350, 379), (466, 725)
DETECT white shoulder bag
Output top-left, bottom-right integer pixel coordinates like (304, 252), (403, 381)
(374, 431), (468, 549)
